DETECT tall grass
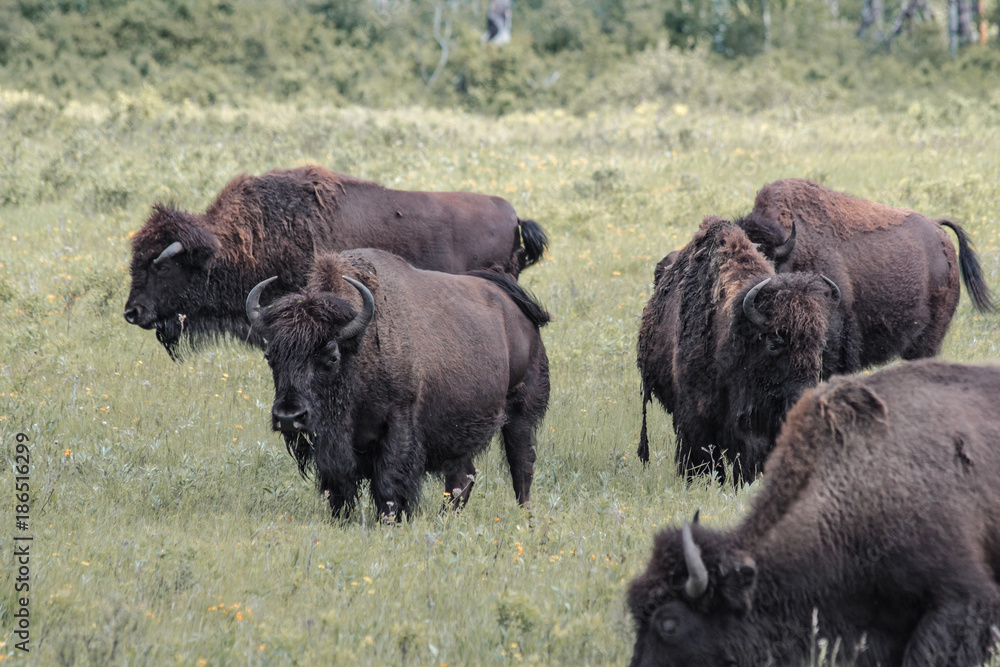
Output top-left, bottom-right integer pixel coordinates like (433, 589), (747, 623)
(1, 87), (999, 664)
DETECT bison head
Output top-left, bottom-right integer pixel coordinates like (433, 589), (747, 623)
(719, 272), (841, 480)
(628, 514), (762, 667)
(734, 214), (797, 271)
(247, 268), (374, 476)
(124, 205), (221, 357)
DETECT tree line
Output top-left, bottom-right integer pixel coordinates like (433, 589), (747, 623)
(1, 0), (997, 111)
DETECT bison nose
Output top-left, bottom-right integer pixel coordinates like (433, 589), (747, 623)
(124, 304), (156, 328)
(273, 407), (309, 433)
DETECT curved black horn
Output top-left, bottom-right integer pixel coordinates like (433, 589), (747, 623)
(742, 277), (771, 330)
(153, 241), (184, 265)
(682, 517), (709, 599)
(337, 276), (375, 341)
(246, 276), (278, 325)
(821, 275), (841, 309)
(773, 218), (796, 262)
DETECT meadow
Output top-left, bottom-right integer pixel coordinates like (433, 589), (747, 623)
(1, 86), (1000, 665)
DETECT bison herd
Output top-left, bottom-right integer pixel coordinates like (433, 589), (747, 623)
(125, 167), (1000, 666)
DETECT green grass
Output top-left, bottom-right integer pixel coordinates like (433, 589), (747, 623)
(1, 87), (999, 665)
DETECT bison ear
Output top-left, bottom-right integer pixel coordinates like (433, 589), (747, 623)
(627, 576), (669, 622)
(179, 226), (220, 269)
(720, 556), (757, 616)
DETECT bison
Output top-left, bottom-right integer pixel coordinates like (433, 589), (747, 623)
(628, 359), (1000, 667)
(123, 165), (547, 357)
(637, 218), (842, 483)
(248, 248), (550, 518)
(736, 179), (995, 371)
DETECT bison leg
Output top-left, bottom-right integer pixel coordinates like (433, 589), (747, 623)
(676, 433), (727, 485)
(442, 457), (477, 511)
(501, 416), (537, 506)
(370, 415), (426, 521)
(901, 285), (955, 361)
(317, 470), (359, 519)
(902, 590), (1000, 667)
(503, 351), (548, 507)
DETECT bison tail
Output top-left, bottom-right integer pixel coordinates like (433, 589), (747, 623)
(638, 388), (651, 465)
(518, 218), (549, 268)
(940, 219), (998, 313)
(469, 268), (552, 328)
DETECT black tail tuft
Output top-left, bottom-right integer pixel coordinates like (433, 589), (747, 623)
(638, 388), (651, 465)
(470, 268), (551, 328)
(518, 218), (548, 268)
(940, 220), (997, 313)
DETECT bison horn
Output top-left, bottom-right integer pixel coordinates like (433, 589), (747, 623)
(337, 276), (375, 341)
(682, 517), (709, 599)
(153, 241), (184, 265)
(246, 276), (278, 325)
(742, 277), (771, 330)
(773, 219), (796, 262)
(821, 275), (841, 308)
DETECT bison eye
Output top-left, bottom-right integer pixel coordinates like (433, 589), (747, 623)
(320, 341), (341, 368)
(657, 615), (679, 638)
(765, 333), (786, 356)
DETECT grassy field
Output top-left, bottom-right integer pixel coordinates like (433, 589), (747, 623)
(1, 87), (1000, 665)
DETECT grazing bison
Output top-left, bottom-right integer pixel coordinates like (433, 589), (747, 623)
(249, 248), (550, 518)
(736, 179), (995, 371)
(123, 165), (547, 357)
(628, 360), (1000, 667)
(637, 218), (842, 483)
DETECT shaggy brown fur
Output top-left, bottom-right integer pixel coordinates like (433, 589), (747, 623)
(754, 178), (912, 238)
(124, 165), (548, 356)
(628, 360), (1000, 667)
(260, 249), (550, 519)
(636, 218), (841, 483)
(737, 179), (995, 370)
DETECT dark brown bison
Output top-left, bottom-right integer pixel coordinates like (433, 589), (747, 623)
(248, 248), (550, 518)
(628, 360), (1000, 667)
(637, 218), (842, 483)
(123, 165), (547, 357)
(736, 179), (995, 371)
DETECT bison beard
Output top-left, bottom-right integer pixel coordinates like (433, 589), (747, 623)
(124, 165), (548, 358)
(253, 249), (550, 519)
(628, 360), (1000, 667)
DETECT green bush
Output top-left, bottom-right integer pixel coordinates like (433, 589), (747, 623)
(1, 0), (999, 114)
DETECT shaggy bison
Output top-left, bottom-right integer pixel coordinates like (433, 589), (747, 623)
(124, 165), (547, 357)
(736, 179), (995, 371)
(249, 249), (550, 518)
(628, 360), (1000, 667)
(637, 218), (842, 483)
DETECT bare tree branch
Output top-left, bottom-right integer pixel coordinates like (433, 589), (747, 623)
(420, 3), (452, 87)
(958, 0), (977, 43)
(948, 0), (959, 55)
(858, 0), (885, 39)
(881, 0), (929, 47)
